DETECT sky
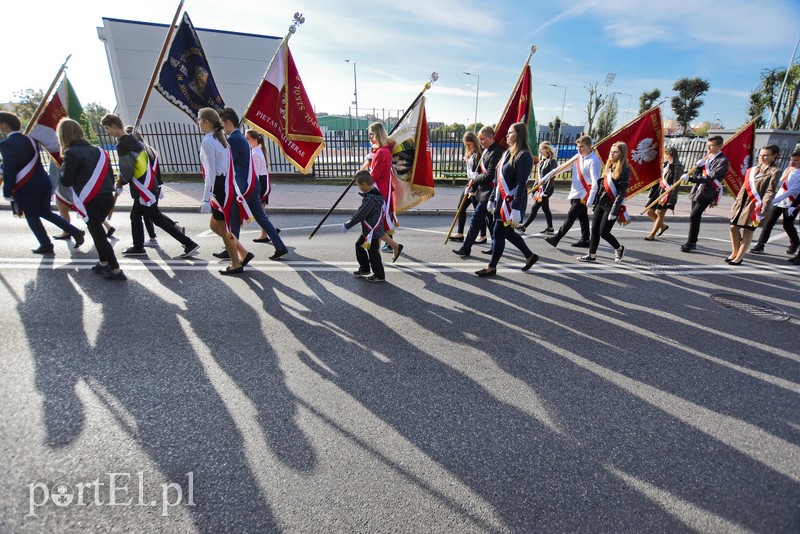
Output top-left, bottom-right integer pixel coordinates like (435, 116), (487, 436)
(3, 0), (799, 132)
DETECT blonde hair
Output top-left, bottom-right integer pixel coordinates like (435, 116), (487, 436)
(56, 118), (86, 157)
(198, 108), (227, 148)
(603, 141), (629, 179)
(368, 122), (388, 147)
(538, 141), (555, 159)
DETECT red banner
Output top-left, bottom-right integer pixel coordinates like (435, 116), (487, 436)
(594, 107), (664, 198)
(495, 65), (536, 153)
(243, 42), (324, 174)
(720, 120), (756, 198)
(388, 96), (434, 213)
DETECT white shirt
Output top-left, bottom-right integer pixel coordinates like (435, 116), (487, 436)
(199, 133), (228, 202)
(568, 151), (601, 204)
(773, 167), (800, 208)
(251, 146), (268, 176)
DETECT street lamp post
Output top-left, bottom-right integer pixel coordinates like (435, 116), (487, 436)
(464, 71), (480, 133)
(344, 59), (358, 130)
(613, 92), (632, 123)
(549, 83), (566, 145)
(712, 112), (719, 129)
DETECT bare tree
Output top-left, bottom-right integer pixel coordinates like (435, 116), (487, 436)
(584, 83), (603, 138)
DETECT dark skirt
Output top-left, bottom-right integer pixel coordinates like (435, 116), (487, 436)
(646, 183), (675, 211)
(212, 174), (226, 221)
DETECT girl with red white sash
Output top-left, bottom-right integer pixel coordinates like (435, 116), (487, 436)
(475, 122), (539, 277)
(57, 119), (123, 280)
(644, 146), (683, 241)
(197, 108), (248, 275)
(579, 141), (629, 263)
(366, 122), (403, 263)
(726, 145), (780, 265)
(246, 129), (280, 244)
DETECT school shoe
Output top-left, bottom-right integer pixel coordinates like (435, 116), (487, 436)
(122, 247), (147, 256)
(516, 225), (526, 233)
(749, 244), (764, 254)
(143, 238), (159, 248)
(614, 246), (625, 263)
(219, 266), (244, 276)
(366, 275), (386, 283)
(253, 236), (271, 243)
(73, 231), (86, 248)
(91, 262), (110, 275)
(105, 226), (116, 238)
(452, 248), (470, 257)
(353, 269), (370, 277)
(786, 244), (799, 255)
(449, 235), (464, 242)
(392, 244), (404, 263)
(32, 245), (55, 255)
(381, 243), (391, 253)
(571, 240), (590, 247)
(213, 250), (230, 259)
(104, 270), (127, 281)
(475, 267), (497, 277)
(241, 252), (255, 267)
(544, 236), (559, 248)
(577, 254), (596, 262)
(540, 227), (554, 235)
(52, 234), (71, 240)
(521, 254), (539, 271)
(270, 248), (289, 260)
(681, 242), (696, 253)
(181, 242), (200, 258)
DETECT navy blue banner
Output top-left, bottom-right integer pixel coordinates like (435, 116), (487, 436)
(155, 12), (225, 120)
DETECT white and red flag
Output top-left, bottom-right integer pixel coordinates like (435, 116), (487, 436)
(720, 120), (756, 198)
(243, 42), (324, 174)
(387, 96), (434, 214)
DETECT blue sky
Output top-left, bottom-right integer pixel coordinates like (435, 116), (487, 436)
(4, 0), (799, 131)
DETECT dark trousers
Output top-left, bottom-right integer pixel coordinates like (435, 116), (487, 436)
(130, 201), (192, 249)
(456, 193), (483, 235)
(488, 219), (534, 268)
(14, 187), (81, 247)
(590, 202), (621, 254)
(231, 187), (285, 250)
(133, 195), (172, 240)
(553, 199), (589, 243)
(461, 200), (494, 254)
(688, 198), (712, 244)
(356, 234), (384, 278)
(756, 205), (799, 247)
(523, 197), (553, 228)
(85, 193), (119, 269)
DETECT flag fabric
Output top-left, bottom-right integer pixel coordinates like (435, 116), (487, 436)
(720, 120), (756, 198)
(387, 95), (434, 214)
(494, 63), (538, 156)
(155, 12), (225, 120)
(594, 107), (664, 199)
(29, 75), (98, 166)
(243, 41), (324, 174)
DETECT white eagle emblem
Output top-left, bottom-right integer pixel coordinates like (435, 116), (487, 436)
(740, 156), (751, 176)
(631, 138), (658, 164)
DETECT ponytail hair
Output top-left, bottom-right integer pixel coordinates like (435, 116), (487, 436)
(246, 129), (269, 165)
(198, 107), (227, 148)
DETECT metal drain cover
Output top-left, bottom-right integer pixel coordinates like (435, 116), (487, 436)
(710, 293), (790, 322)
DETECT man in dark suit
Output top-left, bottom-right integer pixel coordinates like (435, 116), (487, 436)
(681, 135), (729, 252)
(0, 112), (84, 254)
(452, 125), (502, 257)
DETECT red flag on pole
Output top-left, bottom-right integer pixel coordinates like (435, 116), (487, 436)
(494, 62), (538, 154)
(594, 107), (664, 198)
(388, 96), (434, 214)
(720, 120), (756, 198)
(243, 41), (324, 174)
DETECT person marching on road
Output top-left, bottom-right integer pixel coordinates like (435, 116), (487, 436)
(680, 135), (729, 253)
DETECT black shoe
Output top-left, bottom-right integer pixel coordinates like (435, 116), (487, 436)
(786, 245), (798, 255)
(181, 242), (200, 258)
(517, 226), (526, 234)
(253, 236), (271, 243)
(353, 269), (370, 277)
(122, 247), (146, 256)
(449, 235), (464, 242)
(480, 249), (493, 255)
(52, 234), (71, 240)
(104, 269), (127, 281)
(241, 252), (255, 267)
(392, 244), (404, 263)
(571, 240), (590, 247)
(750, 244), (764, 254)
(475, 267), (496, 277)
(452, 248), (470, 257)
(544, 236), (558, 248)
(681, 242), (696, 253)
(106, 226), (116, 238)
(728, 259), (743, 266)
(32, 245), (55, 255)
(577, 254), (596, 262)
(540, 227), (554, 235)
(91, 262), (110, 274)
(366, 275), (386, 283)
(213, 250), (230, 259)
(73, 231), (86, 248)
(614, 246), (625, 263)
(791, 256), (800, 265)
(522, 254), (539, 271)
(270, 248), (289, 260)
(220, 266), (244, 275)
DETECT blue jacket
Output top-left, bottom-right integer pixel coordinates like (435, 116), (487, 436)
(227, 129), (252, 194)
(1, 132), (51, 198)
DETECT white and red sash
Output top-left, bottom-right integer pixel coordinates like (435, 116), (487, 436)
(603, 170), (630, 225)
(658, 166), (671, 204)
(361, 205), (385, 249)
(495, 152), (514, 226)
(260, 166), (271, 203)
(575, 156), (591, 203)
(779, 169), (796, 205)
(235, 155), (256, 224)
(130, 153), (158, 207)
(72, 147), (110, 221)
(743, 166), (765, 225)
(532, 160), (547, 202)
(12, 135), (40, 194)
(702, 164), (723, 207)
(208, 149), (237, 237)
(55, 190), (74, 211)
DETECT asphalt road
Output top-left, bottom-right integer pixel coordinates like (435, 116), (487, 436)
(1, 211), (798, 533)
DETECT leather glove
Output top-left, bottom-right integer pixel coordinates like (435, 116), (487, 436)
(200, 200), (212, 214)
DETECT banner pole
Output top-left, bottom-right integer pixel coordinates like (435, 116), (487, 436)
(23, 54), (71, 135)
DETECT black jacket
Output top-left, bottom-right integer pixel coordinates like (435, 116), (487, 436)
(59, 140), (115, 197)
(494, 149), (534, 216)
(471, 142), (503, 203)
(595, 165), (630, 216)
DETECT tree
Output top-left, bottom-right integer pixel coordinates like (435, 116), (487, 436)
(747, 90), (767, 128)
(11, 88), (45, 126)
(84, 102), (111, 126)
(584, 82), (603, 138)
(638, 88), (661, 114)
(547, 116), (562, 143)
(749, 65), (800, 129)
(671, 77), (710, 136)
(595, 93), (618, 141)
